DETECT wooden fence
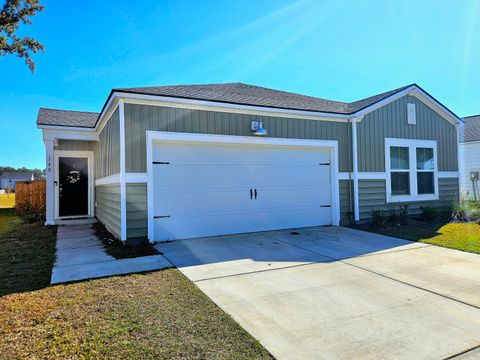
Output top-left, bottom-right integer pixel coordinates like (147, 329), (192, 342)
(15, 179), (46, 211)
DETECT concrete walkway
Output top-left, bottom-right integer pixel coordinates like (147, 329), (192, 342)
(51, 225), (171, 284)
(156, 226), (480, 360)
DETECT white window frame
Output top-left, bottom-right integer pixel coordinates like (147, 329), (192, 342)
(385, 138), (438, 203)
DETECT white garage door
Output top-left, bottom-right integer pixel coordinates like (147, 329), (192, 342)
(151, 140), (332, 241)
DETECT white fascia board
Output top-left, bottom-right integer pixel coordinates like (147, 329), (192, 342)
(42, 128), (99, 141)
(38, 124), (96, 132)
(114, 92), (350, 122)
(353, 85), (463, 126)
(95, 97), (120, 134)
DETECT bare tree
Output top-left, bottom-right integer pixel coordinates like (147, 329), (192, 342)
(0, 0), (44, 72)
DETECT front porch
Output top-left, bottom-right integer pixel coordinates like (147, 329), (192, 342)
(43, 137), (97, 226)
(51, 223), (170, 284)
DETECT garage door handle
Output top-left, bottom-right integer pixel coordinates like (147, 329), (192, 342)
(250, 189), (253, 200)
(254, 189), (258, 199)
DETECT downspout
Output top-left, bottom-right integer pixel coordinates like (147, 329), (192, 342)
(350, 116), (363, 222)
(119, 100), (127, 241)
(455, 123), (463, 202)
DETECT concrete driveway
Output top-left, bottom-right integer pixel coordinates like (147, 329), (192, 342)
(155, 226), (480, 360)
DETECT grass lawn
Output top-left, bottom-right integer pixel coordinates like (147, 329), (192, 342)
(0, 193), (15, 208)
(355, 217), (480, 255)
(0, 213), (271, 359)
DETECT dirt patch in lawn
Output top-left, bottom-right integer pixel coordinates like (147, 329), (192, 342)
(0, 269), (272, 359)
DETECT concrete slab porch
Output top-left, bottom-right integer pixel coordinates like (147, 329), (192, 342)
(51, 225), (172, 284)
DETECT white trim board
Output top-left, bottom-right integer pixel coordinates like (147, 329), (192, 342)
(95, 173), (148, 186)
(95, 173), (120, 186)
(146, 131), (341, 243)
(54, 150), (95, 220)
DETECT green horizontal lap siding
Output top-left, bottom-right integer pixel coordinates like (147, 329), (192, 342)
(357, 95), (458, 172)
(340, 179), (353, 224)
(358, 178), (459, 220)
(95, 108), (120, 179)
(124, 103), (352, 173)
(95, 185), (121, 239)
(55, 140), (96, 151)
(126, 183), (148, 238)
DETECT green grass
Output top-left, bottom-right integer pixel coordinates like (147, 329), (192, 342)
(0, 214), (272, 359)
(355, 218), (480, 255)
(0, 193), (15, 208)
(0, 210), (57, 296)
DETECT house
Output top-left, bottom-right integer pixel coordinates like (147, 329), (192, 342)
(459, 115), (480, 200)
(0, 172), (34, 192)
(37, 83), (462, 243)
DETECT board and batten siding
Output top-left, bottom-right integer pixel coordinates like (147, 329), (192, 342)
(55, 140), (96, 151)
(123, 103), (352, 173)
(95, 185), (121, 239)
(357, 95), (458, 172)
(94, 107), (120, 179)
(126, 183), (148, 238)
(358, 178), (459, 219)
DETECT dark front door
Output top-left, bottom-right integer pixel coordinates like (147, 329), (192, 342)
(59, 157), (89, 217)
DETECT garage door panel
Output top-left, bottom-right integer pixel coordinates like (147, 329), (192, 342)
(152, 140), (333, 241)
(256, 185), (331, 209)
(154, 165), (330, 190)
(154, 207), (331, 240)
(154, 142), (330, 164)
(153, 165), (257, 189)
(155, 188), (253, 215)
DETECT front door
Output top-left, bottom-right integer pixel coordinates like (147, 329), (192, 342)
(59, 157), (89, 217)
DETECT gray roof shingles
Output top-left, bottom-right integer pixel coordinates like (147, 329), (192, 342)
(461, 115), (480, 143)
(37, 108), (99, 128)
(37, 82), (415, 128)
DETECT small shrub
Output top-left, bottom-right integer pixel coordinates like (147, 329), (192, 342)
(371, 209), (387, 228)
(389, 209), (397, 224)
(420, 206), (438, 221)
(15, 203), (45, 223)
(452, 200), (480, 223)
(398, 204), (409, 225)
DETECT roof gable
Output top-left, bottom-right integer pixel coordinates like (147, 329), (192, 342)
(461, 115), (480, 143)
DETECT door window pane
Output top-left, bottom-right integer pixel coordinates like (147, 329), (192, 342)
(416, 148), (434, 170)
(390, 147), (409, 170)
(391, 172), (410, 195)
(417, 172), (434, 194)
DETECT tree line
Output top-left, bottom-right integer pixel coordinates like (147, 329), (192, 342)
(0, 166), (44, 178)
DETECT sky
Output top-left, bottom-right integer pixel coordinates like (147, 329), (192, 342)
(0, 0), (479, 169)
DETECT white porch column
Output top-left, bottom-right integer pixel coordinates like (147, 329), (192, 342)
(44, 139), (55, 225)
(351, 116), (363, 222)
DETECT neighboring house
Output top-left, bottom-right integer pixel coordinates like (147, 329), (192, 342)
(0, 172), (34, 191)
(37, 83), (462, 243)
(459, 115), (480, 200)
